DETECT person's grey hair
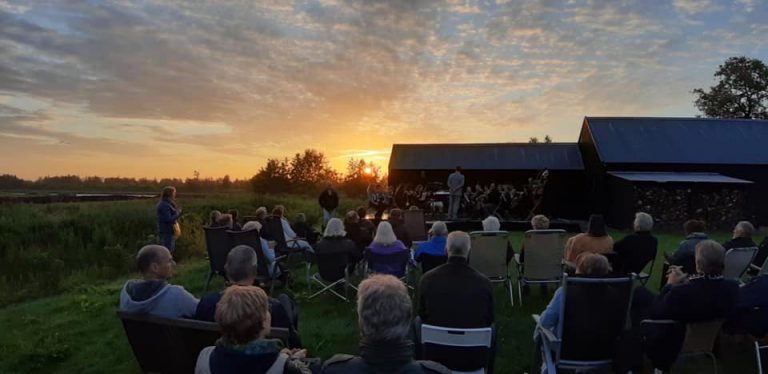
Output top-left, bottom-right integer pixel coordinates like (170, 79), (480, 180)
(295, 213), (306, 223)
(225, 245), (258, 282)
(482, 216), (501, 231)
(242, 220), (262, 232)
(446, 231), (471, 258)
(429, 221), (448, 236)
(735, 221), (755, 238)
(530, 215), (550, 230)
(634, 212), (653, 232)
(324, 218), (346, 237)
(373, 221), (398, 246)
(254, 207), (268, 220)
(695, 240), (725, 275)
(357, 274), (412, 342)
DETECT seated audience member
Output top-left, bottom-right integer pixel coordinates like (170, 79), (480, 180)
(666, 219), (707, 275)
(723, 220), (757, 251)
(344, 210), (369, 254)
(315, 218), (360, 270)
(481, 215), (514, 264)
(519, 214), (551, 263)
(356, 206), (376, 238)
(564, 214), (613, 263)
(413, 221), (448, 265)
(730, 270), (768, 336)
(217, 213), (234, 230)
(322, 275), (450, 373)
(367, 222), (410, 277)
(228, 209), (242, 231)
(651, 240), (739, 321)
(119, 245), (198, 319)
(537, 253), (612, 333)
(254, 206), (269, 224)
(208, 210), (222, 226)
(613, 212), (658, 274)
(292, 213), (319, 245)
(241, 221), (281, 278)
(273, 205), (314, 253)
(388, 208), (412, 249)
(194, 246), (297, 339)
(195, 285), (310, 374)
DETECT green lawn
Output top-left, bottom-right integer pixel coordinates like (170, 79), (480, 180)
(0, 230), (758, 373)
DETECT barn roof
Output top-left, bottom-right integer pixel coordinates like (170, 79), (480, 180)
(388, 143), (584, 170)
(581, 117), (768, 165)
(608, 171), (753, 184)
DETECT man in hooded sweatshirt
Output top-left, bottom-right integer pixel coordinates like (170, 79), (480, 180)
(119, 244), (199, 318)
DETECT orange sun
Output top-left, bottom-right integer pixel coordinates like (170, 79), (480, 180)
(363, 166), (373, 175)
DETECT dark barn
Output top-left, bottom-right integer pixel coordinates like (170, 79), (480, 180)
(387, 143), (587, 219)
(578, 117), (768, 228)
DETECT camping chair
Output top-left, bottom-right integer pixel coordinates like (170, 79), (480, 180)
(534, 274), (635, 374)
(641, 319), (724, 374)
(418, 253), (447, 274)
(117, 311), (290, 374)
(514, 229), (566, 306)
(723, 246), (758, 281)
(404, 209), (428, 241)
(469, 231), (514, 306)
(749, 255), (768, 277)
(227, 229), (284, 294)
(364, 247), (413, 289)
(308, 251), (357, 302)
(418, 323), (495, 374)
(263, 215), (311, 281)
(203, 225), (230, 291)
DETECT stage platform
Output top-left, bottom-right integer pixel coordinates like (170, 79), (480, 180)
(433, 219), (582, 233)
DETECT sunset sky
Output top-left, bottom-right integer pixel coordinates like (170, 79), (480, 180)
(1, 0), (767, 179)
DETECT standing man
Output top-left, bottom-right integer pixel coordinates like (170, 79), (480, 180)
(447, 166), (465, 220)
(318, 183), (339, 227)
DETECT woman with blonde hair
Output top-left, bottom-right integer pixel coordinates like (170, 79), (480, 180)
(367, 222), (410, 277)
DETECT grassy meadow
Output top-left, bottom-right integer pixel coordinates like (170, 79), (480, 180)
(0, 194), (760, 373)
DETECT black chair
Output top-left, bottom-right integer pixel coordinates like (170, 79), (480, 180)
(118, 311), (290, 374)
(227, 229), (284, 294)
(309, 251), (357, 302)
(417, 253), (447, 274)
(262, 215), (303, 256)
(203, 226), (230, 291)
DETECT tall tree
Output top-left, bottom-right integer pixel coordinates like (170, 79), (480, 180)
(693, 56), (768, 119)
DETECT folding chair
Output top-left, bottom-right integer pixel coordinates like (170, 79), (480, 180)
(227, 229), (284, 294)
(263, 215), (311, 281)
(641, 319), (724, 374)
(419, 323), (494, 374)
(364, 247), (413, 290)
(404, 209), (428, 241)
(749, 255), (768, 277)
(469, 231), (514, 306)
(534, 274), (635, 374)
(723, 246), (758, 281)
(308, 251), (357, 302)
(418, 253), (447, 274)
(514, 229), (566, 306)
(203, 225), (230, 291)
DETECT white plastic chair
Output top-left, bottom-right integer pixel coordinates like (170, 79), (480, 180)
(420, 323), (494, 374)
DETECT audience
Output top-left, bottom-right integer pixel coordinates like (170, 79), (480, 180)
(315, 218), (360, 271)
(518, 214), (551, 265)
(356, 206), (376, 239)
(241, 221), (281, 278)
(273, 205), (314, 253)
(388, 208), (412, 249)
(322, 275), (450, 373)
(413, 221), (448, 273)
(229, 209), (242, 231)
(209, 210), (222, 226)
(195, 285), (311, 374)
(344, 210), (370, 254)
(194, 245), (298, 344)
(367, 222), (410, 277)
(613, 212), (658, 275)
(564, 214), (613, 263)
(119, 245), (199, 319)
(217, 213), (234, 229)
(730, 267), (768, 336)
(666, 219), (708, 275)
(480, 215), (514, 264)
(254, 206), (269, 224)
(292, 213), (319, 246)
(723, 220), (756, 251)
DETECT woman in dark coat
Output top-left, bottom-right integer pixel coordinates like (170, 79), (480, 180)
(156, 186), (181, 253)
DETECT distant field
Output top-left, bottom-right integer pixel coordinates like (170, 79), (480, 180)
(0, 194), (757, 373)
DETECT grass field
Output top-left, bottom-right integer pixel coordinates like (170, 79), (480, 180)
(0, 196), (760, 373)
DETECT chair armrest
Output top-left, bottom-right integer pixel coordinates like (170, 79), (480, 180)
(751, 264), (762, 271)
(531, 314), (541, 324)
(274, 255), (287, 262)
(513, 253), (521, 265)
(537, 325), (560, 345)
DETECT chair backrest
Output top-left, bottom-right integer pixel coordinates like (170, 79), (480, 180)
(420, 324), (493, 372)
(227, 229), (270, 280)
(681, 319), (724, 354)
(204, 226), (230, 275)
(469, 231), (509, 279)
(723, 247), (758, 279)
(315, 251), (350, 282)
(263, 216), (288, 250)
(404, 209), (427, 241)
(558, 275), (634, 361)
(420, 253), (447, 274)
(521, 229), (566, 280)
(759, 256), (768, 276)
(365, 248), (410, 278)
(241, 215), (259, 224)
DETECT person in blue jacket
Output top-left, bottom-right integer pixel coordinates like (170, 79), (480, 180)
(156, 186), (181, 253)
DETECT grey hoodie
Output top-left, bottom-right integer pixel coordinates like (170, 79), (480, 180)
(119, 279), (199, 319)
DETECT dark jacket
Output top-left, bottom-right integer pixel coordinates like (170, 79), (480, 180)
(322, 340), (450, 374)
(315, 236), (360, 266)
(613, 231), (658, 274)
(723, 236), (756, 251)
(197, 339), (310, 374)
(345, 222), (371, 253)
(318, 189), (339, 211)
(667, 233), (708, 275)
(390, 220), (412, 249)
(292, 221), (319, 245)
(418, 257), (494, 327)
(156, 198), (179, 234)
(731, 274), (768, 337)
(651, 276), (739, 322)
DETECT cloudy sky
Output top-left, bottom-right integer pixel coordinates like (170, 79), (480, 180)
(1, 0), (766, 179)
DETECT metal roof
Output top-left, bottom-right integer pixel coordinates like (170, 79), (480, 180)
(389, 143), (584, 170)
(583, 117), (768, 165)
(608, 171), (753, 184)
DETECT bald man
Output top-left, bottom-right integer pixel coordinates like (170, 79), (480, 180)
(119, 245), (199, 318)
